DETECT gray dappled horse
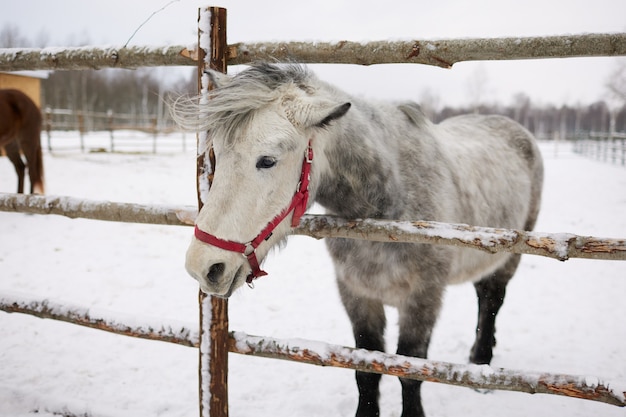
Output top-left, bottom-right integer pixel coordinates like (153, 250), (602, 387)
(173, 63), (543, 417)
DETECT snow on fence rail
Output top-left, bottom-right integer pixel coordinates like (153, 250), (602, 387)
(1, 193), (625, 261)
(1, 33), (625, 71)
(2, 5), (626, 417)
(2, 293), (625, 407)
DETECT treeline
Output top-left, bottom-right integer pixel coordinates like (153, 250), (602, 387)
(38, 67), (625, 138)
(40, 70), (626, 138)
(43, 69), (194, 115)
(41, 68), (196, 130)
(431, 99), (626, 140)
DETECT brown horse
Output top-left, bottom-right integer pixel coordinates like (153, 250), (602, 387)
(0, 89), (45, 194)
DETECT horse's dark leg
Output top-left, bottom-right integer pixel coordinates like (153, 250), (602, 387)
(470, 254), (521, 364)
(4, 140), (25, 193)
(337, 280), (386, 417)
(396, 286), (444, 417)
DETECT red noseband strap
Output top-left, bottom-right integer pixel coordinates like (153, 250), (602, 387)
(194, 140), (313, 284)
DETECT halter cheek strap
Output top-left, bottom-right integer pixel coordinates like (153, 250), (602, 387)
(194, 140), (313, 284)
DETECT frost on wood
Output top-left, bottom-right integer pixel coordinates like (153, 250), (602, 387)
(227, 33), (626, 68)
(0, 292), (198, 347)
(229, 332), (626, 407)
(1, 33), (624, 71)
(1, 193), (624, 261)
(199, 292), (213, 417)
(0, 44), (194, 71)
(196, 7), (230, 417)
(0, 193), (196, 226)
(2, 292), (624, 407)
(296, 215), (626, 261)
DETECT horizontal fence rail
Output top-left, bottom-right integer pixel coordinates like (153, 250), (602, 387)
(1, 193), (624, 261)
(2, 293), (624, 407)
(43, 108), (179, 134)
(0, 45), (194, 71)
(0, 193), (197, 226)
(1, 33), (625, 71)
(226, 33), (626, 68)
(0, 292), (198, 348)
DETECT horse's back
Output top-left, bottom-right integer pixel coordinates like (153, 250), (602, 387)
(432, 114), (542, 227)
(0, 89), (41, 119)
(1, 89), (41, 143)
(377, 110), (544, 288)
(440, 113), (541, 168)
(424, 113), (543, 284)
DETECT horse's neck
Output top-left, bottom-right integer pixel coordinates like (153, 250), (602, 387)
(314, 102), (404, 219)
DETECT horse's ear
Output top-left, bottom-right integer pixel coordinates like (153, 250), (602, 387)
(204, 69), (232, 89)
(285, 97), (351, 129)
(314, 102), (351, 128)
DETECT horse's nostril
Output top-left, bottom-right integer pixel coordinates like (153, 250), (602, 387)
(206, 263), (225, 283)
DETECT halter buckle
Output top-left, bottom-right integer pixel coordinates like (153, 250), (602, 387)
(243, 242), (255, 257)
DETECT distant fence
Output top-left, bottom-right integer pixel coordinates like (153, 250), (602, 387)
(42, 108), (187, 153)
(573, 132), (626, 166)
(1, 6), (626, 417)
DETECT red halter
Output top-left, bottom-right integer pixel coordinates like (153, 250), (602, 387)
(194, 140), (313, 284)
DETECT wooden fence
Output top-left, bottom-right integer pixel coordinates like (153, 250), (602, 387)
(42, 108), (186, 153)
(573, 132), (626, 166)
(1, 6), (626, 417)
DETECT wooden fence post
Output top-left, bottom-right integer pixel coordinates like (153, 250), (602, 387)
(197, 7), (229, 417)
(44, 107), (52, 152)
(107, 109), (115, 152)
(77, 111), (85, 152)
(152, 116), (158, 154)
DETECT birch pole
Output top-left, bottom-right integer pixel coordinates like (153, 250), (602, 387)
(1, 193), (624, 261)
(197, 7), (229, 417)
(2, 291), (624, 407)
(0, 33), (624, 71)
(226, 33), (626, 68)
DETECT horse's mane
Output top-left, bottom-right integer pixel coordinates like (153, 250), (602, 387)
(170, 63), (312, 146)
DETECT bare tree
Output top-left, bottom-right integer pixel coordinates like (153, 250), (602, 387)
(605, 59), (626, 135)
(0, 25), (29, 47)
(466, 64), (490, 114)
(418, 88), (441, 121)
(606, 59), (626, 103)
(511, 93), (531, 129)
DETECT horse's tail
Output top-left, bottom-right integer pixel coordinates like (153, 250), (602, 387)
(22, 102), (45, 194)
(30, 140), (45, 194)
(23, 111), (45, 194)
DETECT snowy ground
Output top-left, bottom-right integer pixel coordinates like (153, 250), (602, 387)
(0, 132), (625, 417)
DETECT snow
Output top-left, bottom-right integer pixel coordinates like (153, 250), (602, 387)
(1, 133), (625, 417)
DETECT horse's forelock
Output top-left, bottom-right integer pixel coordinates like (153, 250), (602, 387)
(171, 63), (312, 146)
(209, 64), (311, 145)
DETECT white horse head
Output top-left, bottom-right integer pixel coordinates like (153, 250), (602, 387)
(177, 64), (350, 297)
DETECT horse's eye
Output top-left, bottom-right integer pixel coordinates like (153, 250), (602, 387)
(256, 156), (277, 169)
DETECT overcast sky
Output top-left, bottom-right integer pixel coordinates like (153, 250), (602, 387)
(3, 0), (625, 107)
